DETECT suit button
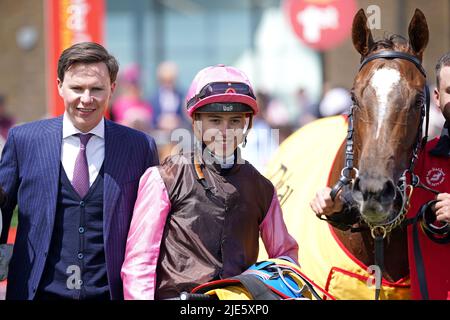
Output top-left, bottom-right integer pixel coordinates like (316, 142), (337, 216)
(77, 253), (84, 260)
(79, 201), (85, 207)
(78, 227), (85, 234)
(78, 280), (83, 286)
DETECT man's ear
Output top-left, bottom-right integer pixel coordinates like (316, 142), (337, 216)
(433, 87), (440, 109)
(57, 78), (63, 97)
(111, 81), (117, 94)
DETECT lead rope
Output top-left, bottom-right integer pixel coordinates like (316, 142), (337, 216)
(374, 233), (384, 300)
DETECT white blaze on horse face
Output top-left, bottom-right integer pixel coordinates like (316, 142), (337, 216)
(370, 68), (401, 139)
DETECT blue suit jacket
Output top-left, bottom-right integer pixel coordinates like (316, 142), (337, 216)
(0, 117), (159, 300)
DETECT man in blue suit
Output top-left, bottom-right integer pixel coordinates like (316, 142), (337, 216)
(0, 42), (159, 300)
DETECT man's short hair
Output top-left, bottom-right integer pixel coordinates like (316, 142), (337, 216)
(57, 42), (119, 83)
(435, 52), (450, 88)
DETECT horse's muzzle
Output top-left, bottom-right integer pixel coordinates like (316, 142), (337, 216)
(352, 176), (397, 223)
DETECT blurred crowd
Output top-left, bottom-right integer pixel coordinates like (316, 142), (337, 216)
(106, 61), (363, 170)
(105, 61), (446, 174)
(0, 62), (445, 174)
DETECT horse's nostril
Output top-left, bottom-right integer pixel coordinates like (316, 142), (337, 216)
(352, 177), (365, 201)
(352, 177), (395, 204)
(380, 180), (396, 204)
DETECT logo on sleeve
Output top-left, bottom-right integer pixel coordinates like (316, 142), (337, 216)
(425, 167), (445, 187)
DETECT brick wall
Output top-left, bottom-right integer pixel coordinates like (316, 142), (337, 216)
(0, 0), (47, 124)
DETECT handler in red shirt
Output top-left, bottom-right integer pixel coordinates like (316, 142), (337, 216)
(406, 52), (450, 300)
(310, 52), (450, 300)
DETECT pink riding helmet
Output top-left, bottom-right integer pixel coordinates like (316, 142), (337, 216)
(185, 64), (258, 117)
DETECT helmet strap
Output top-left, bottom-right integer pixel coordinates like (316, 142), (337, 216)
(241, 114), (253, 148)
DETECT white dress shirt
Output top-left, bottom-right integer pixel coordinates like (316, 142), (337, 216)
(61, 112), (105, 187)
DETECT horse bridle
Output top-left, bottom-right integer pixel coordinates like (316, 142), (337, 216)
(327, 50), (434, 300)
(326, 50), (450, 300)
(330, 50), (431, 233)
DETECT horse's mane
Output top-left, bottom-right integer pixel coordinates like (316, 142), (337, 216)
(367, 34), (410, 54)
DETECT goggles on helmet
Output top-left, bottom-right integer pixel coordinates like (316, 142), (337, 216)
(187, 82), (256, 110)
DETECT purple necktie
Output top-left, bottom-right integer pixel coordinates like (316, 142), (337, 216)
(72, 133), (93, 198)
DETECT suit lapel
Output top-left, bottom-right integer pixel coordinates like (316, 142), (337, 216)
(103, 120), (127, 241)
(43, 117), (63, 230)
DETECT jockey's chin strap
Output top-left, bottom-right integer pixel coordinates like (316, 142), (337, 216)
(242, 114), (253, 148)
(193, 143), (239, 192)
(327, 50), (432, 300)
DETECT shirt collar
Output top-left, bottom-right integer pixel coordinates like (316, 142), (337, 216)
(196, 142), (243, 175)
(429, 120), (450, 158)
(62, 112), (105, 139)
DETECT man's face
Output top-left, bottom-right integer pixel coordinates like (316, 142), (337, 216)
(57, 62), (116, 132)
(195, 112), (247, 157)
(434, 66), (450, 122)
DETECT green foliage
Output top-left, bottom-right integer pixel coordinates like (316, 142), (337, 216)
(11, 206), (18, 228)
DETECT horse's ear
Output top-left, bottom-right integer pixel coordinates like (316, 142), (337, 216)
(352, 8), (374, 57)
(408, 8), (429, 59)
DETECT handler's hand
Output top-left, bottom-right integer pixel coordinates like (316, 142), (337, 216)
(310, 187), (344, 217)
(433, 193), (450, 224)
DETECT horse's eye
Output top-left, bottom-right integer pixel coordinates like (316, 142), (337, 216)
(415, 93), (425, 108)
(350, 93), (359, 106)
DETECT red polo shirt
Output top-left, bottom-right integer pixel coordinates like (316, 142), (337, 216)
(407, 135), (450, 300)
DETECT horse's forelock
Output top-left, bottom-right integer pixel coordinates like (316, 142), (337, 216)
(367, 34), (411, 55)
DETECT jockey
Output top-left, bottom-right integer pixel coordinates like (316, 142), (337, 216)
(310, 52), (450, 300)
(120, 64), (299, 300)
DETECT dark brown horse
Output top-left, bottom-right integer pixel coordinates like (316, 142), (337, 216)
(329, 8), (429, 284)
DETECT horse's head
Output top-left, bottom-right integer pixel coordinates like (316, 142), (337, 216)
(350, 9), (429, 226)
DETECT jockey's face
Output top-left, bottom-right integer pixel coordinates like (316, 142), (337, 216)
(194, 112), (247, 157)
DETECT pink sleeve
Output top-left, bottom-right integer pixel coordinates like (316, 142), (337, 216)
(260, 189), (299, 264)
(121, 167), (171, 300)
